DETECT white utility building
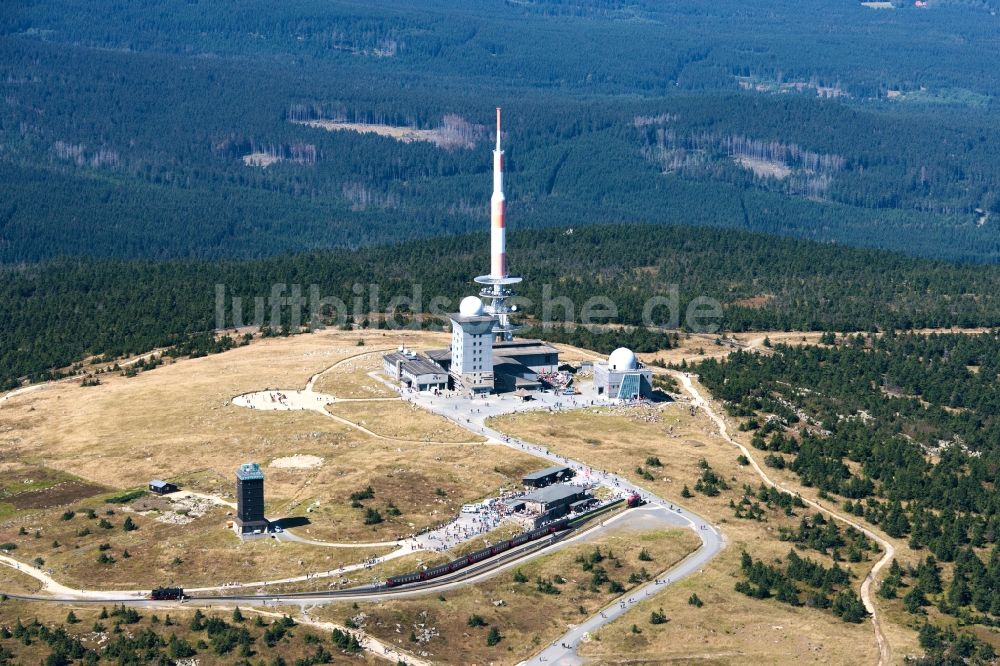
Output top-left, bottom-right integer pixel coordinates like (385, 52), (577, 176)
(428, 295), (560, 395)
(382, 347), (449, 392)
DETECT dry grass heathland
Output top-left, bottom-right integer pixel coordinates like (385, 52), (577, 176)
(0, 327), (937, 661)
(0, 329), (543, 584)
(314, 525), (700, 665)
(310, 350), (400, 399)
(0, 499), (397, 590)
(325, 400), (483, 443)
(490, 402), (886, 664)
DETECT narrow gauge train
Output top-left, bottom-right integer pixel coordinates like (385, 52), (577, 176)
(385, 518), (571, 588)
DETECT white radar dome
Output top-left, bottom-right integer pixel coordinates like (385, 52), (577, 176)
(459, 296), (485, 317)
(608, 347), (638, 371)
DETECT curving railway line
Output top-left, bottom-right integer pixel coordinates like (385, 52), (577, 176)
(0, 505), (671, 608)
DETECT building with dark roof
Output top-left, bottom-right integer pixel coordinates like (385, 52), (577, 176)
(492, 357), (540, 392)
(521, 483), (590, 524)
(493, 339), (559, 374)
(383, 348), (448, 391)
(148, 480), (177, 495)
(522, 465), (574, 488)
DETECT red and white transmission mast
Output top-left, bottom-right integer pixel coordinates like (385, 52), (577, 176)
(475, 107), (521, 341)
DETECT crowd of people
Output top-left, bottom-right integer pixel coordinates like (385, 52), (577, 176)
(415, 495), (518, 552)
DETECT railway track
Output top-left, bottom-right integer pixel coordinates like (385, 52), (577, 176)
(0, 524), (580, 606)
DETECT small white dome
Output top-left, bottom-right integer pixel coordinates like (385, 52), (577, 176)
(608, 347), (637, 371)
(459, 296), (485, 317)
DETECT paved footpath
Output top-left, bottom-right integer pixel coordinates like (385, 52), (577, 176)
(406, 390), (726, 666)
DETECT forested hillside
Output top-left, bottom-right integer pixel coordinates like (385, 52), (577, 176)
(5, 224), (1000, 388)
(6, 0), (1000, 95)
(694, 331), (1000, 656)
(3, 1), (1000, 262)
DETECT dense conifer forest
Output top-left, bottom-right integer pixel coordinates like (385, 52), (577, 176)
(4, 0), (1000, 262)
(5, 224), (1000, 389)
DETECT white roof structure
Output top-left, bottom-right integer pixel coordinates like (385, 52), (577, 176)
(608, 347), (638, 371)
(459, 295), (485, 317)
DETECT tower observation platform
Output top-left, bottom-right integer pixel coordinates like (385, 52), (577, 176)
(474, 274), (521, 341)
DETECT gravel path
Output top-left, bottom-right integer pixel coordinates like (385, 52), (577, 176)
(675, 371), (893, 666)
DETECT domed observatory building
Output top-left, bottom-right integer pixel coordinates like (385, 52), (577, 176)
(425, 294), (559, 395)
(448, 296), (497, 394)
(593, 347), (653, 400)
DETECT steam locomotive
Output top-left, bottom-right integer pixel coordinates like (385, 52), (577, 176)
(149, 587), (185, 600)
